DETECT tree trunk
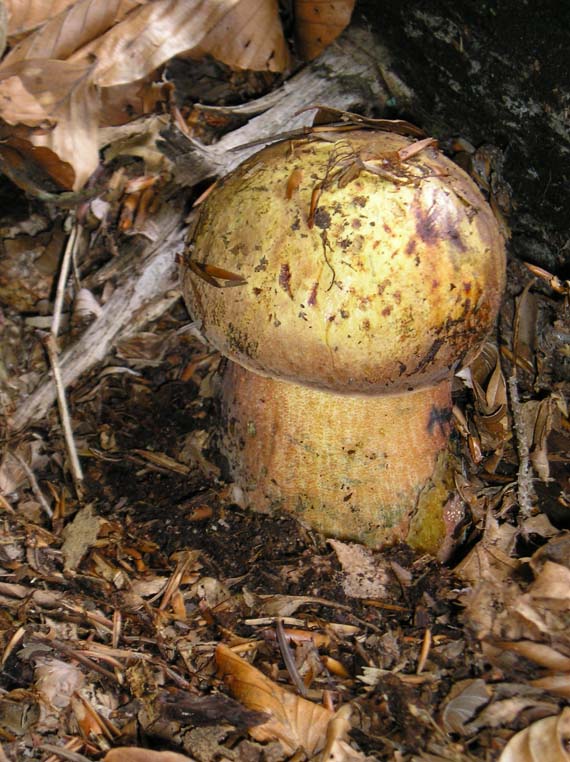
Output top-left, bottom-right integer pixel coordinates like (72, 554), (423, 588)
(358, 0), (570, 273)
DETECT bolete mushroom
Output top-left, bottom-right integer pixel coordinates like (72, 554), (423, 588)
(181, 129), (506, 552)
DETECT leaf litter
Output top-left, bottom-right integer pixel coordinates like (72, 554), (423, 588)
(0, 3), (569, 761)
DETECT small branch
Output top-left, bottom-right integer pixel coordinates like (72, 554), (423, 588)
(276, 618), (308, 698)
(44, 334), (84, 496)
(52, 217), (80, 339)
(506, 371), (536, 519)
(49, 217), (84, 496)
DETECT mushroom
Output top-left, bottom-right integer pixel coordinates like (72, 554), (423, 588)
(181, 129), (506, 552)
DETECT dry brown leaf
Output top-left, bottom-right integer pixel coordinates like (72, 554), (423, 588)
(0, 4), (6, 58)
(498, 707), (570, 762)
(529, 396), (558, 480)
(61, 503), (107, 571)
(530, 674), (570, 698)
(70, 0), (290, 87)
(493, 640), (570, 671)
(216, 643), (340, 755)
(295, 0), (355, 60)
(3, 0), (140, 65)
(529, 560), (570, 603)
(104, 749), (195, 762)
(0, 0), (290, 191)
(0, 59), (100, 189)
(5, 0), (78, 36)
(455, 511), (518, 587)
(512, 282), (538, 371)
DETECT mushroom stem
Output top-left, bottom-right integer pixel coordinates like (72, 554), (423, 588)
(222, 362), (458, 549)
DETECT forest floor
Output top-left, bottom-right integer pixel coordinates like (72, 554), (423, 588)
(1, 246), (569, 761)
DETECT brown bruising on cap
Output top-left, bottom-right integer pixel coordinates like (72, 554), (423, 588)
(413, 186), (467, 253)
(307, 281), (319, 306)
(278, 263), (293, 299)
(313, 207), (331, 230)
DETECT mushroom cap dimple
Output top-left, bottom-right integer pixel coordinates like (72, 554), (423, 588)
(181, 130), (506, 394)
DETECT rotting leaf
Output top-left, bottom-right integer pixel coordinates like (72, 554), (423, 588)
(61, 503), (107, 571)
(329, 539), (389, 599)
(157, 689), (268, 729)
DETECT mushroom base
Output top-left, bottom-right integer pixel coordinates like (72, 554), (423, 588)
(221, 363), (463, 553)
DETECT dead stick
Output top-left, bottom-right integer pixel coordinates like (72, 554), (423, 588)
(52, 217), (80, 339)
(45, 334), (84, 494)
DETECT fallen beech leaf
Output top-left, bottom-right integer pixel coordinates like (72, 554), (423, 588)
(216, 643), (337, 755)
(530, 674), (570, 698)
(499, 707), (570, 762)
(104, 749), (195, 762)
(69, 0), (290, 86)
(529, 560), (570, 603)
(5, 0), (77, 37)
(0, 59), (100, 189)
(0, 0), (290, 191)
(3, 0), (139, 65)
(294, 0), (355, 60)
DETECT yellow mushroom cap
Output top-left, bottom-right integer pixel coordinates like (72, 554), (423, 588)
(182, 130), (506, 394)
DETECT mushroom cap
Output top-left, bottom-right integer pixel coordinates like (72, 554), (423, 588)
(181, 130), (506, 394)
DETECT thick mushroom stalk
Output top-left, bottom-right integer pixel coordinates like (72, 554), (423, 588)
(181, 130), (506, 552)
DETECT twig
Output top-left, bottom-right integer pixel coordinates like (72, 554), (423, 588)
(44, 334), (84, 495)
(276, 618), (308, 697)
(13, 453), (53, 518)
(52, 217), (80, 339)
(506, 371), (536, 519)
(46, 216), (85, 496)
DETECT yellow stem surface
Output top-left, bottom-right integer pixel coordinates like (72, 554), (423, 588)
(222, 363), (456, 548)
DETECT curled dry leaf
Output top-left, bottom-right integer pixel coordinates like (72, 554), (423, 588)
(469, 343), (510, 462)
(441, 679), (491, 735)
(492, 640), (570, 672)
(499, 707), (570, 762)
(295, 0), (356, 60)
(0, 59), (100, 189)
(0, 3), (6, 58)
(216, 643), (351, 756)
